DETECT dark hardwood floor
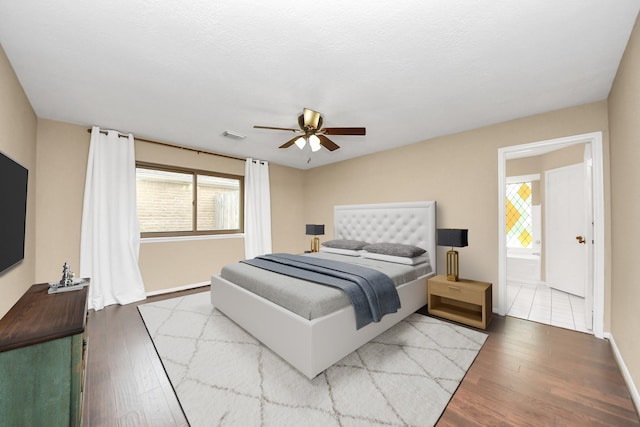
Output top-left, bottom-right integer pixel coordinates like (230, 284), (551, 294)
(83, 287), (640, 426)
(438, 315), (640, 426)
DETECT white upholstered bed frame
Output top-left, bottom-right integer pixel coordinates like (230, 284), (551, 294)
(210, 201), (437, 379)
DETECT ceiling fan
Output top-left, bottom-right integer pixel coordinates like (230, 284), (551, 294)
(253, 108), (366, 152)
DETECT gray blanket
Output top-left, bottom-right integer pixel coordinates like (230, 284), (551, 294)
(241, 253), (401, 329)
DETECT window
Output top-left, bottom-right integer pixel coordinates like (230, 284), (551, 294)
(505, 181), (533, 249)
(136, 162), (243, 237)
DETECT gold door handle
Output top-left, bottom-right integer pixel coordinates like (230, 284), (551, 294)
(576, 236), (586, 244)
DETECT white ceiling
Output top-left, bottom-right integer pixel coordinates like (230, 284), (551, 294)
(1, 1), (638, 169)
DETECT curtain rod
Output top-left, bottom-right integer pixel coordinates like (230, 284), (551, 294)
(86, 128), (245, 162)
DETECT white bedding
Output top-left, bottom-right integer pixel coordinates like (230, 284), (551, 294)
(220, 251), (432, 321)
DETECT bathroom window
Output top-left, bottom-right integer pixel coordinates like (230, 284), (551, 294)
(506, 181), (533, 249)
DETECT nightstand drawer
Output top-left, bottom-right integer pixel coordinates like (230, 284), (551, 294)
(429, 280), (484, 305)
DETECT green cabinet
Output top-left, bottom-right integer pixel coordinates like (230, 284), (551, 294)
(0, 283), (89, 427)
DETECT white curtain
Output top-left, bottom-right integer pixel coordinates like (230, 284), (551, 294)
(80, 126), (146, 310)
(244, 158), (272, 259)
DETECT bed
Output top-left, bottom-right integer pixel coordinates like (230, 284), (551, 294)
(210, 201), (437, 379)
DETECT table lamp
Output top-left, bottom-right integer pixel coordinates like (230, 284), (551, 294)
(306, 224), (325, 252)
(437, 229), (469, 281)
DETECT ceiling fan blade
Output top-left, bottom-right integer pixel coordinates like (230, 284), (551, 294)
(279, 135), (300, 149)
(254, 125), (298, 132)
(318, 135), (340, 151)
(323, 127), (366, 135)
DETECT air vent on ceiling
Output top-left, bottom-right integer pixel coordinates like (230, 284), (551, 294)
(222, 130), (246, 140)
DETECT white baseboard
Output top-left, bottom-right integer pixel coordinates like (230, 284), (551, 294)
(605, 332), (640, 414)
(146, 281), (210, 297)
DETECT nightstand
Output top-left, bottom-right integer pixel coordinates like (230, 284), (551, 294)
(427, 275), (492, 329)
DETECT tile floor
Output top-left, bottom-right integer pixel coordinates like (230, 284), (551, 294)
(506, 282), (591, 333)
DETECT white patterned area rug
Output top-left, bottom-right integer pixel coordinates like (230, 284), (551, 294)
(138, 292), (487, 427)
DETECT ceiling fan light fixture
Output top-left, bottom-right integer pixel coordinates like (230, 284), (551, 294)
(254, 107), (365, 152)
(309, 134), (321, 152)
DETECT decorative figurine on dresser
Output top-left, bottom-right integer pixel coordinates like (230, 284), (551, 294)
(48, 262), (89, 294)
(61, 261), (73, 285)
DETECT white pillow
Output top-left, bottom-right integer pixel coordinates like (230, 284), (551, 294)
(319, 246), (362, 257)
(361, 251), (429, 265)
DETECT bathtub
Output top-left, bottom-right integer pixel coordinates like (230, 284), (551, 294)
(507, 250), (541, 285)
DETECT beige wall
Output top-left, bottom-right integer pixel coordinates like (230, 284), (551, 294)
(304, 101), (609, 314)
(608, 12), (640, 399)
(35, 120), (89, 281)
(33, 120), (306, 294)
(507, 143), (584, 177)
(270, 162), (307, 253)
(0, 44), (37, 317)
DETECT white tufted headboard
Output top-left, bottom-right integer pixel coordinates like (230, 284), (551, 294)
(334, 201), (437, 268)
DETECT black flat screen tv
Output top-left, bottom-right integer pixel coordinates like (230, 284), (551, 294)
(0, 151), (28, 274)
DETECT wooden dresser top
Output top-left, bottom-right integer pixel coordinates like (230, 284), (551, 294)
(0, 282), (89, 352)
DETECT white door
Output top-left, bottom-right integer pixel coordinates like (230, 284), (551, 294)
(545, 163), (587, 297)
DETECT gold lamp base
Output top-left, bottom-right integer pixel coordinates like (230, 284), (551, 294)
(311, 237), (320, 253)
(446, 249), (459, 281)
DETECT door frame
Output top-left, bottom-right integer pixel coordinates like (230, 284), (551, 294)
(497, 132), (604, 338)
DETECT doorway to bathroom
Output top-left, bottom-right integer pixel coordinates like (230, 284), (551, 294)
(498, 132), (605, 338)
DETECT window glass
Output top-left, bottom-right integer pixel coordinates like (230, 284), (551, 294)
(196, 174), (240, 231)
(136, 164), (242, 237)
(506, 182), (533, 248)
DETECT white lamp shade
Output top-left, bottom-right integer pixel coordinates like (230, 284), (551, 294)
(295, 136), (306, 149)
(309, 135), (321, 152)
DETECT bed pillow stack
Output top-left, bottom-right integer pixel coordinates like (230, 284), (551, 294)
(361, 242), (429, 265)
(319, 239), (369, 256)
(319, 240), (429, 266)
